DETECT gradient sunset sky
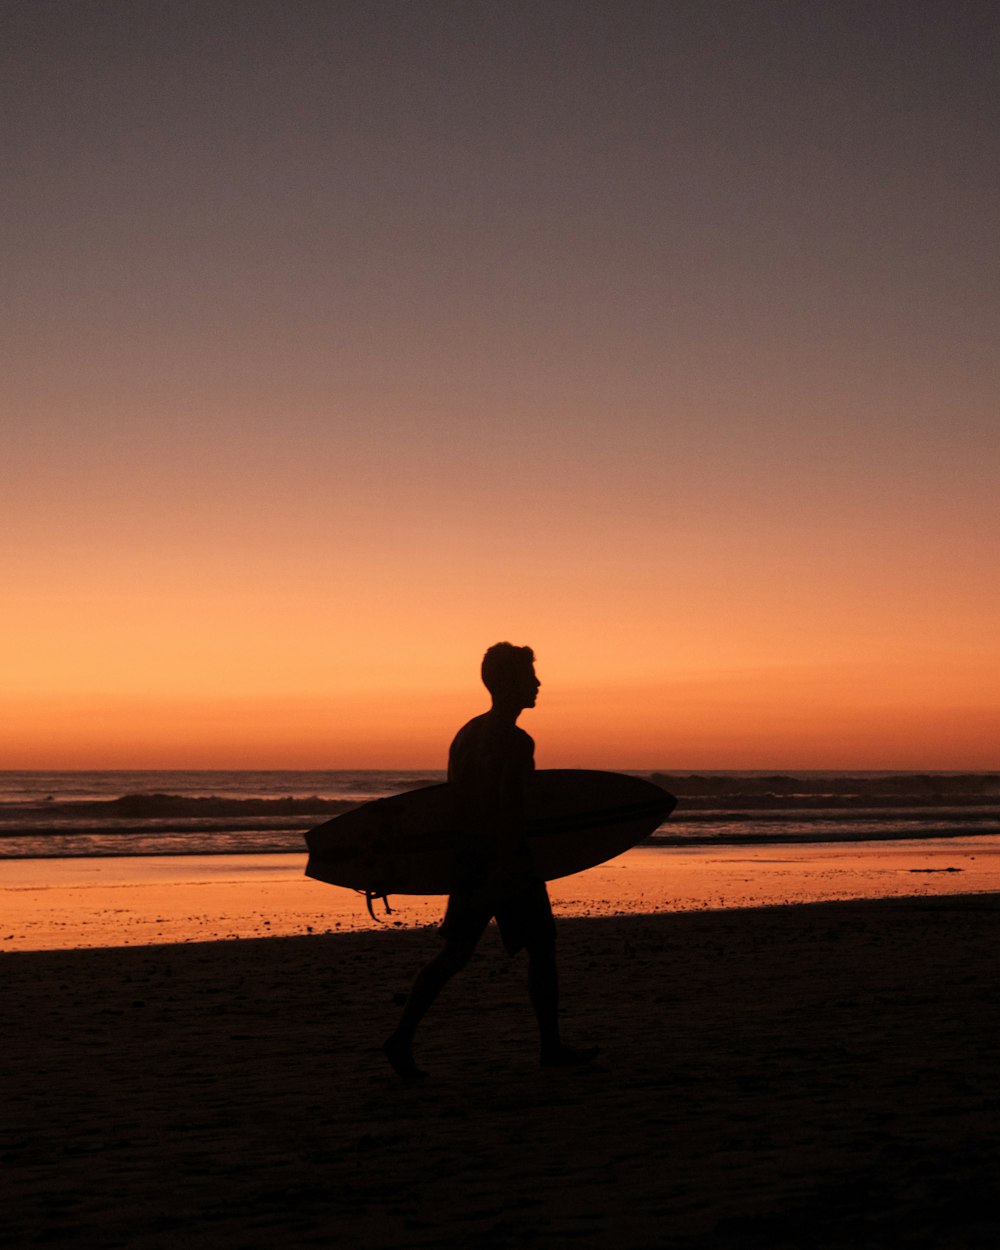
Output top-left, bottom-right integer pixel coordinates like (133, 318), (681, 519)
(4, 0), (998, 769)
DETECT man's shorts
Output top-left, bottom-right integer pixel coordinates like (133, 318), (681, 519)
(440, 876), (556, 956)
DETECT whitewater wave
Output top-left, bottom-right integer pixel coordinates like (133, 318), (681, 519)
(0, 772), (996, 859)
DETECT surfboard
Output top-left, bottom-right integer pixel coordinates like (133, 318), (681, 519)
(304, 769), (676, 899)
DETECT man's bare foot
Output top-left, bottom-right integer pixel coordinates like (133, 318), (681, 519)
(540, 1043), (600, 1068)
(383, 1033), (427, 1082)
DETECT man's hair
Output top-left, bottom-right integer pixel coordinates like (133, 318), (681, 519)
(481, 642), (535, 696)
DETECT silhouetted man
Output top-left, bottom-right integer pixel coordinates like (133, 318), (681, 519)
(384, 642), (598, 1080)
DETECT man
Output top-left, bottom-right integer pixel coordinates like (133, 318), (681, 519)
(383, 642), (598, 1080)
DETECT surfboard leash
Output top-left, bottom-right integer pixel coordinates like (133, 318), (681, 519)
(362, 889), (394, 920)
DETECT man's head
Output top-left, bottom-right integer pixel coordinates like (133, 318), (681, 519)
(481, 642), (540, 710)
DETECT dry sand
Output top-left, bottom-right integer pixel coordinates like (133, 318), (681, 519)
(5, 894), (1000, 1248)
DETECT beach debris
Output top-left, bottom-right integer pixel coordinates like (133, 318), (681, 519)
(909, 867), (962, 873)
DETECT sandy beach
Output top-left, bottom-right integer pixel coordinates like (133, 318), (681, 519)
(5, 892), (1000, 1248)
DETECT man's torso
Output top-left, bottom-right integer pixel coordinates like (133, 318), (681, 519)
(446, 712), (536, 894)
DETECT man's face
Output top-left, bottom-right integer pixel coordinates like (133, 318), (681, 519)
(517, 663), (541, 709)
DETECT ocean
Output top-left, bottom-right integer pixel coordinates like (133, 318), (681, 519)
(1, 770), (997, 859)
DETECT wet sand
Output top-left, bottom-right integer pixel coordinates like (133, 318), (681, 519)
(4, 836), (1000, 950)
(5, 893), (1000, 1248)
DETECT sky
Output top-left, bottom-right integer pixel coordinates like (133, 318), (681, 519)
(3, 0), (998, 769)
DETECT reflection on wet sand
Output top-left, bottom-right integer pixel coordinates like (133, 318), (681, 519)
(3, 837), (999, 951)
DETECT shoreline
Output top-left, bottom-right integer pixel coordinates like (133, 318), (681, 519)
(2, 819), (999, 855)
(6, 894), (1000, 1247)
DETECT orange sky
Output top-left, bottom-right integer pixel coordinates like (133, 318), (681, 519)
(4, 3), (998, 769)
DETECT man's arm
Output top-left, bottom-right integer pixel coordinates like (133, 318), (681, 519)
(487, 732), (534, 881)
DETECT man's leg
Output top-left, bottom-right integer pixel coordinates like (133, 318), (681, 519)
(501, 882), (598, 1067)
(526, 936), (561, 1055)
(382, 930), (480, 1075)
(526, 936), (600, 1069)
